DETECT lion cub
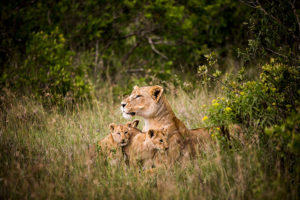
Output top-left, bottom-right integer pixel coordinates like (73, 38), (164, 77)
(87, 120), (140, 163)
(99, 120), (139, 155)
(124, 129), (169, 169)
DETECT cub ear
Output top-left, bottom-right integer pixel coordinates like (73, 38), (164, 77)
(147, 129), (155, 138)
(127, 119), (139, 128)
(109, 123), (116, 132)
(149, 85), (164, 102)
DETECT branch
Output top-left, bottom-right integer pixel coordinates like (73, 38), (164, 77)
(147, 37), (168, 60)
(239, 0), (257, 8)
(121, 42), (140, 65)
(263, 47), (288, 58)
(256, 0), (285, 28)
(207, 74), (235, 91)
(47, 10), (52, 25)
(264, 46), (299, 62)
(127, 68), (144, 73)
(120, 27), (157, 40)
(241, 0), (299, 40)
(256, 0), (299, 40)
(147, 35), (176, 45)
(153, 40), (176, 45)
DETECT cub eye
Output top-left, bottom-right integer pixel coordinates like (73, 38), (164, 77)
(160, 139), (163, 143)
(135, 95), (142, 99)
(117, 132), (120, 135)
(124, 131), (128, 134)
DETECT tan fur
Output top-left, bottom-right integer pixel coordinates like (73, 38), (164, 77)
(121, 85), (213, 163)
(98, 133), (119, 157)
(87, 120), (140, 164)
(153, 128), (212, 166)
(124, 129), (169, 169)
(190, 128), (212, 148)
(86, 134), (117, 162)
(121, 86), (191, 163)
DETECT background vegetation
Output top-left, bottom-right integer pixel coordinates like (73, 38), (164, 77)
(0, 0), (299, 199)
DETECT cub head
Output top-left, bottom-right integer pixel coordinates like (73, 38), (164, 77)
(109, 120), (139, 147)
(146, 129), (169, 152)
(121, 85), (164, 119)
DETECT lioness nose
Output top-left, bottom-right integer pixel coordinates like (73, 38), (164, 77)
(165, 147), (169, 151)
(121, 103), (126, 108)
(121, 139), (125, 143)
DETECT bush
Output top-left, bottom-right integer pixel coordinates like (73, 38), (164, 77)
(203, 62), (299, 128)
(265, 109), (300, 156)
(201, 61), (299, 176)
(1, 28), (91, 106)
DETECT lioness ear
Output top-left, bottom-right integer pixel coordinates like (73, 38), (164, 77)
(147, 129), (155, 138)
(109, 123), (116, 132)
(149, 85), (163, 102)
(133, 85), (139, 90)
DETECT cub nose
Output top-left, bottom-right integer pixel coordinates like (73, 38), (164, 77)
(121, 103), (126, 108)
(121, 139), (125, 143)
(165, 147), (169, 151)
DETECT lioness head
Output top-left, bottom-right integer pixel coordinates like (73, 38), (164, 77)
(109, 120), (139, 147)
(146, 129), (169, 152)
(121, 85), (164, 119)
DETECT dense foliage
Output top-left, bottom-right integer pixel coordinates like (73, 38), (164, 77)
(1, 1), (299, 97)
(2, 28), (91, 106)
(1, 0), (251, 100)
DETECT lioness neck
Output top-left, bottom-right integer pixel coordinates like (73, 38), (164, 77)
(143, 96), (189, 137)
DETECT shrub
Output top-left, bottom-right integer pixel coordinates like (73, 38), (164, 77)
(2, 28), (91, 106)
(201, 61), (299, 175)
(265, 109), (300, 156)
(203, 62), (299, 129)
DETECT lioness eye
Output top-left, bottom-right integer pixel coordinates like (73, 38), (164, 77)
(135, 95), (142, 99)
(125, 131), (128, 134)
(160, 139), (163, 143)
(117, 132), (120, 135)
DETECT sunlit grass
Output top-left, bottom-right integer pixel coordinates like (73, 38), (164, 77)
(0, 87), (297, 199)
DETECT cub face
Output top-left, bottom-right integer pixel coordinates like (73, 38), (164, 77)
(109, 120), (139, 147)
(120, 85), (164, 119)
(146, 129), (169, 152)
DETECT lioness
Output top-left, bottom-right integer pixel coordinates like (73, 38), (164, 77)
(121, 85), (211, 163)
(124, 129), (169, 169)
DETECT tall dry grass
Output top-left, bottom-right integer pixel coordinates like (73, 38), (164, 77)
(0, 87), (296, 199)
